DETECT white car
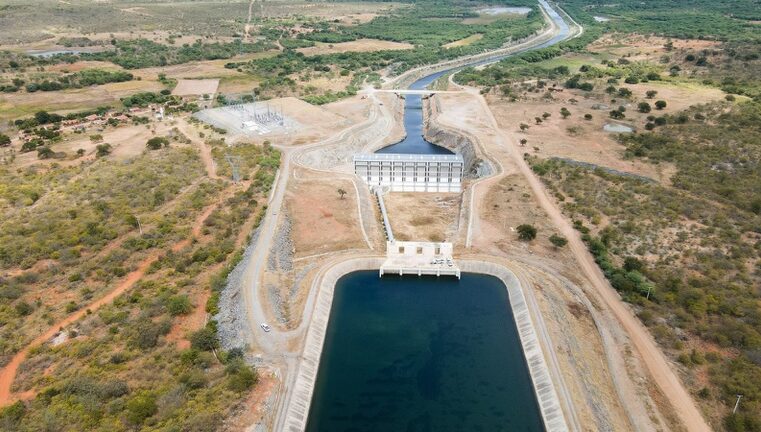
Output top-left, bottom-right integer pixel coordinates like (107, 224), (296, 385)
(260, 323), (272, 332)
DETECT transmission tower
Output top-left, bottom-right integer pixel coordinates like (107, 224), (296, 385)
(224, 154), (243, 183)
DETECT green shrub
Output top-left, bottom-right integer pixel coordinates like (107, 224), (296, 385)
(126, 392), (157, 425)
(190, 326), (218, 351)
(516, 224), (537, 241)
(166, 294), (192, 316)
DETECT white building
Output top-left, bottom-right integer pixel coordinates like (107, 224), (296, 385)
(380, 241), (459, 278)
(354, 153), (464, 193)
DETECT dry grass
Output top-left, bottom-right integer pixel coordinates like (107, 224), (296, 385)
(296, 39), (413, 56)
(482, 78), (726, 184)
(383, 192), (461, 242)
(285, 170), (365, 257)
(172, 79), (220, 96)
(443, 34), (483, 49)
(0, 80), (163, 121)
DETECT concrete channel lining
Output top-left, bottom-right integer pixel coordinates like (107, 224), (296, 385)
(281, 257), (569, 432)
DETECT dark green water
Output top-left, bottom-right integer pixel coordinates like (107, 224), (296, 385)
(306, 271), (544, 432)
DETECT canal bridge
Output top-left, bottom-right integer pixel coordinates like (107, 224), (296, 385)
(363, 89), (463, 96)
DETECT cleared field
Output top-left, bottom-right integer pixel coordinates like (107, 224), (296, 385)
(296, 39), (413, 56)
(0, 80), (163, 121)
(286, 170), (365, 257)
(254, 1), (402, 19)
(172, 79), (220, 96)
(130, 54), (278, 81)
(443, 33), (483, 48)
(383, 192), (462, 242)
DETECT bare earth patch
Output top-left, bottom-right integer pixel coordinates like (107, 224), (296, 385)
(296, 38), (413, 56)
(172, 78), (220, 97)
(443, 34), (483, 49)
(383, 192), (462, 242)
(483, 79), (726, 184)
(286, 169), (365, 257)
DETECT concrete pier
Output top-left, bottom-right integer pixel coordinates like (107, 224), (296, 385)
(380, 240), (460, 278)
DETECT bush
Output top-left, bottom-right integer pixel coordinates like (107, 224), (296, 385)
(190, 326), (218, 351)
(225, 359), (258, 392)
(516, 224), (537, 241)
(146, 136), (169, 150)
(549, 234), (568, 248)
(166, 294), (192, 316)
(0, 133), (10, 146)
(655, 100), (667, 110)
(14, 301), (33, 316)
(638, 102), (652, 113)
(95, 143), (112, 158)
(126, 392), (158, 425)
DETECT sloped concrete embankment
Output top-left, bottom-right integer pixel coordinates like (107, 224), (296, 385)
(424, 96), (494, 178)
(280, 257), (569, 432)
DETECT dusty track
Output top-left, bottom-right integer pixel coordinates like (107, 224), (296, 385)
(0, 193), (223, 406)
(463, 86), (711, 431)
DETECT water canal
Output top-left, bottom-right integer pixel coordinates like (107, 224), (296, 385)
(306, 272), (544, 432)
(305, 2), (574, 430)
(377, 0), (570, 155)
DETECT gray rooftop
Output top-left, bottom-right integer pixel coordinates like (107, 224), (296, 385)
(354, 153), (464, 162)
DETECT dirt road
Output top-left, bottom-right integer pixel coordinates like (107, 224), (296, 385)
(0, 196), (222, 406)
(466, 86), (711, 432)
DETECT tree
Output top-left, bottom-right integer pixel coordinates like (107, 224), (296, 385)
(126, 392), (158, 425)
(655, 100), (667, 110)
(542, 112), (551, 119)
(225, 359), (258, 392)
(146, 136), (169, 150)
(519, 123), (530, 132)
(584, 113), (593, 120)
(95, 143), (112, 158)
(638, 102), (652, 113)
(646, 90), (658, 99)
(560, 107), (571, 119)
(549, 234), (567, 248)
(190, 327), (218, 351)
(516, 224), (537, 241)
(519, 138), (527, 146)
(37, 146), (54, 159)
(534, 117), (543, 125)
(0, 133), (10, 147)
(337, 188), (347, 200)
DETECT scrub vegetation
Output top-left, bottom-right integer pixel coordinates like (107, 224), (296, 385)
(0, 125), (279, 429)
(456, 1), (761, 428)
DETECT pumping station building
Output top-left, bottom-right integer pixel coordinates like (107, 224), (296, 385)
(353, 153), (464, 193)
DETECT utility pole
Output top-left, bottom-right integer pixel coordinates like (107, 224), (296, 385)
(646, 285), (652, 300)
(733, 394), (743, 414)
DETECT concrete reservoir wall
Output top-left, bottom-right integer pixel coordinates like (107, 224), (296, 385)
(354, 153), (464, 193)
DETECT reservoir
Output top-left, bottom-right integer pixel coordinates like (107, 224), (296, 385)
(306, 271), (544, 431)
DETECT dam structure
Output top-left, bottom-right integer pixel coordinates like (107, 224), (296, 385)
(283, 1), (576, 431)
(354, 153), (464, 192)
